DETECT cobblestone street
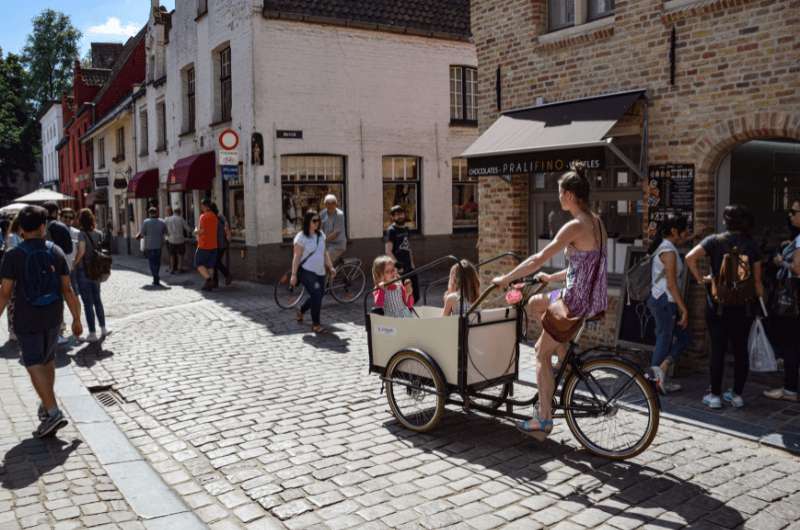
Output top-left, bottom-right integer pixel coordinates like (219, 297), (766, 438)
(2, 259), (800, 529)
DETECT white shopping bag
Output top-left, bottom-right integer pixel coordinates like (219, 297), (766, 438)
(748, 317), (777, 373)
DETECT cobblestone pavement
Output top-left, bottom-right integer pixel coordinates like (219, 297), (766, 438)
(0, 346), (143, 529)
(23, 258), (800, 529)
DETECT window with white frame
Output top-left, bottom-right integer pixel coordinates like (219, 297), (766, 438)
(450, 66), (477, 125)
(184, 66), (196, 133)
(383, 156), (421, 231)
(197, 0), (208, 17)
(156, 101), (167, 151)
(139, 109), (148, 156)
(114, 127), (125, 162)
(281, 155), (346, 239)
(452, 158), (478, 231)
(97, 137), (105, 169)
(219, 47), (232, 122)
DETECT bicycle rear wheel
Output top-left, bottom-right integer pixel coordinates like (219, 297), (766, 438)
(562, 357), (659, 460)
(273, 271), (306, 309)
(330, 262), (366, 303)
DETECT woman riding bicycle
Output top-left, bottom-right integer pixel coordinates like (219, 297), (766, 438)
(493, 162), (608, 441)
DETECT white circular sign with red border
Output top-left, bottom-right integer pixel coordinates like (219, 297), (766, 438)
(218, 128), (239, 150)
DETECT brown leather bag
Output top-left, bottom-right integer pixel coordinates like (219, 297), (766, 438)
(542, 217), (605, 343)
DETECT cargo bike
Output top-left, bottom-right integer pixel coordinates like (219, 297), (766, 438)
(366, 255), (660, 460)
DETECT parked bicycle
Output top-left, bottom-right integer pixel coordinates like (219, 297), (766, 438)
(274, 257), (367, 308)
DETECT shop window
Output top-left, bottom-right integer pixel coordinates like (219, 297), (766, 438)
(281, 155), (345, 240)
(549, 0), (575, 30)
(184, 66), (196, 133)
(156, 101), (167, 151)
(531, 139), (642, 279)
(383, 156), (421, 231)
(97, 138), (105, 169)
(452, 158), (478, 231)
(450, 66), (477, 125)
(223, 163), (245, 240)
(219, 47), (232, 123)
(139, 109), (148, 156)
(114, 127), (125, 163)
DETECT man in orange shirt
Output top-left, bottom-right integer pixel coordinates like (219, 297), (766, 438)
(194, 198), (219, 291)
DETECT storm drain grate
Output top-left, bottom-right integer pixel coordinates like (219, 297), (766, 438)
(89, 388), (125, 408)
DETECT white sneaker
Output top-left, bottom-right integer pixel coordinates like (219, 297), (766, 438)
(85, 333), (99, 343)
(723, 390), (744, 408)
(702, 393), (722, 409)
(100, 327), (110, 337)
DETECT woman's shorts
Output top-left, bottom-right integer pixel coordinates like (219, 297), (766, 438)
(194, 249), (218, 269)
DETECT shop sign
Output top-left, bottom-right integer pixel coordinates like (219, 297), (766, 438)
(221, 165), (239, 181)
(218, 149), (239, 166)
(95, 176), (110, 188)
(646, 164), (695, 236)
(113, 178), (128, 190)
(277, 130), (303, 139)
(466, 146), (605, 177)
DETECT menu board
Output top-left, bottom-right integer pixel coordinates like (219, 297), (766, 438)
(646, 164), (695, 238)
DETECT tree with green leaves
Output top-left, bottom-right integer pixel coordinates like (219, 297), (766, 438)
(0, 49), (38, 200)
(22, 9), (81, 110)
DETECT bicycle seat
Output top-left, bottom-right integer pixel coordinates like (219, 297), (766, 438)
(342, 257), (361, 265)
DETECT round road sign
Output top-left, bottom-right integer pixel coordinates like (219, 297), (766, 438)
(219, 128), (239, 150)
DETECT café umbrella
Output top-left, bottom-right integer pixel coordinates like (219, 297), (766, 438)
(0, 203), (29, 215)
(14, 189), (74, 203)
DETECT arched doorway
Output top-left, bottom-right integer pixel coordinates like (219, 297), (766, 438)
(716, 138), (800, 249)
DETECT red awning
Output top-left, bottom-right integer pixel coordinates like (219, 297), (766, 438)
(171, 151), (215, 191)
(127, 169), (159, 198)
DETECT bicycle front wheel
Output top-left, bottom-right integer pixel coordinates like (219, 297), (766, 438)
(562, 357), (659, 460)
(273, 271), (306, 309)
(330, 263), (366, 303)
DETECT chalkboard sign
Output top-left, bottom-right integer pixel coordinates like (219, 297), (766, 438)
(646, 164), (695, 239)
(615, 246), (690, 351)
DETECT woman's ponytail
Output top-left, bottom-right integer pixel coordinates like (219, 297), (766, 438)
(648, 213), (689, 254)
(558, 161), (591, 209)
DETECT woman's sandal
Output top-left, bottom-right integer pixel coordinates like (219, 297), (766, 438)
(295, 310), (304, 323)
(516, 417), (553, 442)
(312, 325), (326, 334)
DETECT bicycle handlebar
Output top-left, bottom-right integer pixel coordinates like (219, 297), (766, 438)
(466, 276), (546, 316)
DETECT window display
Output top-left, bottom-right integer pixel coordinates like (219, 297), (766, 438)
(383, 156), (420, 231)
(452, 158), (478, 230)
(281, 155), (345, 239)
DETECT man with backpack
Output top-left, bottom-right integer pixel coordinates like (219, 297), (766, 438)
(0, 206), (83, 438)
(43, 201), (74, 257)
(686, 205), (764, 410)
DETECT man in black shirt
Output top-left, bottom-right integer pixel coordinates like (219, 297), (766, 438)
(0, 206), (83, 438)
(43, 201), (74, 256)
(384, 205), (419, 301)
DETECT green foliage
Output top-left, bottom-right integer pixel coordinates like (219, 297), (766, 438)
(0, 49), (37, 174)
(22, 9), (81, 110)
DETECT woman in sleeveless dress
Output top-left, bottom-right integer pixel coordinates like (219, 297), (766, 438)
(493, 163), (608, 440)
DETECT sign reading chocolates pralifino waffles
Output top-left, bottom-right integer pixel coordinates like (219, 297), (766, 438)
(466, 146), (606, 177)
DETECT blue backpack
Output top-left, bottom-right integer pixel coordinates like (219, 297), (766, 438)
(17, 241), (62, 307)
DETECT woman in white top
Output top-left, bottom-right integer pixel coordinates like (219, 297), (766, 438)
(646, 214), (691, 394)
(765, 199), (800, 402)
(290, 209), (335, 333)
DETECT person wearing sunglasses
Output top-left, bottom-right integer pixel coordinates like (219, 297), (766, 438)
(765, 200), (800, 403)
(290, 209), (335, 333)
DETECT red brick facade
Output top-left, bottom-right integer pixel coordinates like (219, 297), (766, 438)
(472, 0), (800, 362)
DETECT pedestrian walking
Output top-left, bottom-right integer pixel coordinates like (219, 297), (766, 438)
(194, 199), (218, 291)
(136, 207), (167, 286)
(74, 209), (109, 343)
(764, 198), (800, 403)
(686, 204), (764, 409)
(492, 162), (608, 440)
(4, 214), (22, 342)
(59, 208), (81, 344)
(646, 214), (692, 394)
(0, 205), (83, 438)
(42, 201), (74, 257)
(384, 205), (419, 302)
(291, 209), (335, 333)
(321, 195), (347, 265)
(210, 203), (232, 287)
(164, 207), (191, 273)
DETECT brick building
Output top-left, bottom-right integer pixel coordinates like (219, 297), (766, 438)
(467, 0), (800, 363)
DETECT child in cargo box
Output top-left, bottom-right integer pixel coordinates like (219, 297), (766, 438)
(442, 260), (480, 317)
(372, 255), (414, 318)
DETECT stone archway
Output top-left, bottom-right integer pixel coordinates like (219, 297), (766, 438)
(691, 111), (800, 233)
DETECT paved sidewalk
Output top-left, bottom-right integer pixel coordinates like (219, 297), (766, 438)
(0, 344), (143, 530)
(60, 256), (800, 529)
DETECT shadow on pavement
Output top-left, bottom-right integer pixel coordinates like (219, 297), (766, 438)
(381, 411), (745, 529)
(0, 340), (19, 360)
(72, 342), (115, 368)
(0, 437), (82, 490)
(302, 330), (351, 354)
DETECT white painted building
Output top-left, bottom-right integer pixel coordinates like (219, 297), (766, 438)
(129, 0), (478, 280)
(39, 103), (63, 190)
